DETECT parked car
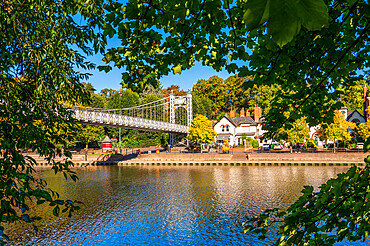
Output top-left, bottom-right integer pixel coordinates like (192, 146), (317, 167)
(356, 142), (364, 149)
(262, 143), (270, 151)
(293, 143), (305, 149)
(272, 144), (283, 150)
(324, 143), (335, 149)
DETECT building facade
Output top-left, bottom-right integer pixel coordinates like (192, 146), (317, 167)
(213, 105), (265, 146)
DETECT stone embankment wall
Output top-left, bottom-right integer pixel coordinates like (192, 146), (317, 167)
(136, 152), (368, 163)
(26, 151), (369, 166)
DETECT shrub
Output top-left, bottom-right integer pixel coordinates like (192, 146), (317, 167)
(305, 138), (317, 148)
(252, 139), (259, 148)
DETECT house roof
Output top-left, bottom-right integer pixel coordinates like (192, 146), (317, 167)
(224, 116), (258, 126)
(102, 135), (111, 143)
(346, 109), (364, 121)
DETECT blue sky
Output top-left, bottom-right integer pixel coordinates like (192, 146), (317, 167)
(83, 52), (237, 93)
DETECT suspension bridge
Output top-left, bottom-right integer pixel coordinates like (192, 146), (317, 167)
(69, 92), (193, 137)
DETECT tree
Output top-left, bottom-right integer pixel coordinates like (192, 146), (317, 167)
(193, 94), (213, 120)
(100, 0), (331, 92)
(140, 84), (164, 99)
(189, 115), (216, 145)
(247, 84), (280, 116)
(0, 0), (105, 243)
(162, 85), (186, 98)
(192, 76), (229, 116)
(356, 122), (370, 142)
(106, 89), (140, 110)
(318, 110), (356, 151)
(89, 93), (105, 108)
(244, 150), (370, 245)
(339, 80), (366, 113)
(192, 75), (250, 118)
(78, 125), (105, 160)
(277, 116), (309, 152)
(100, 88), (116, 101)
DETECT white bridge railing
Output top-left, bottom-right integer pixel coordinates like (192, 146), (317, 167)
(71, 107), (189, 134)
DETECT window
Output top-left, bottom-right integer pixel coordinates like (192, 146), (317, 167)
(352, 119), (360, 124)
(226, 125), (229, 132)
(222, 126), (225, 132)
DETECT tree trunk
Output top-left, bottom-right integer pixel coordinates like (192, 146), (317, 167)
(333, 138), (336, 153)
(85, 142), (88, 161)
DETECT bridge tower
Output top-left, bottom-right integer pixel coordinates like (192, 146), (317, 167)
(169, 92), (175, 146)
(187, 90), (193, 128)
(169, 90), (193, 146)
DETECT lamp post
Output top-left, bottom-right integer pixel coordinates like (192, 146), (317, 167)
(119, 89), (122, 154)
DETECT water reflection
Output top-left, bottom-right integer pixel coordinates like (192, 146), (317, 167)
(5, 166), (364, 245)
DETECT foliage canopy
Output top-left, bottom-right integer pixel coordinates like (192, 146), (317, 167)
(189, 115), (216, 145)
(0, 0), (105, 243)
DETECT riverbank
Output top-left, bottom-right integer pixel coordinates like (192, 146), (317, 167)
(25, 148), (368, 167)
(117, 151), (367, 167)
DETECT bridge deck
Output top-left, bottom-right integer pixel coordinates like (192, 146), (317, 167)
(72, 108), (189, 133)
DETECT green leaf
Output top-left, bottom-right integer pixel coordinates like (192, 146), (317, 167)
(98, 65), (112, 73)
(243, 0), (270, 30)
(268, 0), (302, 47)
(364, 139), (370, 153)
(37, 199), (46, 205)
(296, 0), (329, 30)
(53, 205), (60, 217)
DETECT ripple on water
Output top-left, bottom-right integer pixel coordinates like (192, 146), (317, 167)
(5, 165), (363, 246)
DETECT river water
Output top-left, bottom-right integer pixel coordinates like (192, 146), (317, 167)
(5, 166), (365, 245)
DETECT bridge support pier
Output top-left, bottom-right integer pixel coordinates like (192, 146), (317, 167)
(170, 133), (175, 147)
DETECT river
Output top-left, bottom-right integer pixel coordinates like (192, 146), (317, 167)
(5, 166), (365, 245)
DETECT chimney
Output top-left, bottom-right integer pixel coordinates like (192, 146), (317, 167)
(254, 104), (262, 122)
(240, 108), (245, 117)
(230, 107), (235, 117)
(364, 85), (368, 121)
(246, 110), (250, 117)
(364, 84), (367, 104)
(339, 106), (348, 119)
(225, 112), (228, 117)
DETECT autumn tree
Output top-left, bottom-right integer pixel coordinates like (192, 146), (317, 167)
(277, 116), (309, 152)
(100, 88), (116, 101)
(355, 122), (370, 142)
(189, 115), (216, 146)
(355, 108), (370, 141)
(318, 110), (356, 151)
(339, 80), (366, 113)
(162, 85), (186, 98)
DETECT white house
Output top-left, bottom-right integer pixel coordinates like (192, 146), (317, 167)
(308, 106), (367, 146)
(213, 105), (266, 146)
